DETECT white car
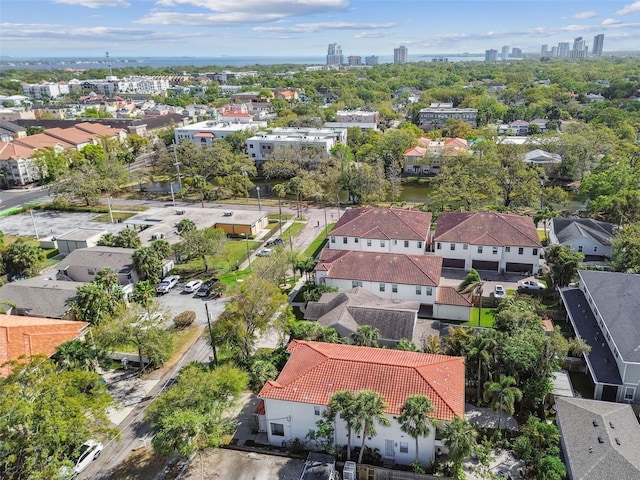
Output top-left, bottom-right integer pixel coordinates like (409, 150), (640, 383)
(60, 440), (103, 479)
(183, 280), (203, 293)
(256, 248), (273, 257)
(494, 284), (506, 298)
(156, 275), (180, 294)
(519, 280), (546, 290)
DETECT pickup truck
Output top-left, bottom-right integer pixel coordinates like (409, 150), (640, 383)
(156, 275), (180, 294)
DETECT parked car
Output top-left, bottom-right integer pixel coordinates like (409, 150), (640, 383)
(265, 238), (285, 247)
(156, 275), (180, 294)
(519, 280), (546, 290)
(183, 280), (203, 293)
(256, 248), (273, 257)
(59, 440), (103, 479)
(494, 284), (506, 298)
(197, 279), (220, 298)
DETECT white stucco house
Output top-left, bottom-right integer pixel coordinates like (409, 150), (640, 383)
(433, 211), (542, 274)
(549, 218), (615, 260)
(56, 246), (139, 288)
(327, 206), (432, 256)
(257, 340), (465, 467)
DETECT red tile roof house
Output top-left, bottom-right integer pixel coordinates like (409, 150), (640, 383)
(0, 314), (88, 376)
(433, 211), (542, 274)
(258, 340), (465, 467)
(328, 206), (432, 256)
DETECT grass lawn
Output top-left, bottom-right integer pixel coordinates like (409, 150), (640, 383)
(91, 212), (137, 223)
(282, 221), (306, 239)
(218, 268), (253, 286)
(268, 213), (293, 221)
(303, 223), (335, 258)
(465, 307), (496, 327)
(171, 239), (261, 279)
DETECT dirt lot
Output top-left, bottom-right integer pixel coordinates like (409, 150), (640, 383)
(181, 449), (304, 480)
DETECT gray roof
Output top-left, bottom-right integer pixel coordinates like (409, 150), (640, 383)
(556, 397), (640, 480)
(56, 228), (108, 242)
(304, 288), (419, 342)
(0, 277), (88, 318)
(552, 218), (615, 246)
(58, 246), (136, 275)
(579, 270), (640, 363)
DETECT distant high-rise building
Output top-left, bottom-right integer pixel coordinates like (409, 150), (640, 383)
(593, 34), (605, 57)
(347, 56), (362, 66)
(485, 49), (498, 61)
(326, 43), (343, 66)
(551, 46), (558, 57)
(571, 36), (587, 58)
(365, 55), (378, 65)
(501, 45), (509, 61)
(541, 44), (549, 57)
(510, 47), (522, 58)
(394, 46), (408, 64)
(557, 42), (570, 58)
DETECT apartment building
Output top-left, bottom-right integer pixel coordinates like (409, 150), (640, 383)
(418, 103), (478, 130)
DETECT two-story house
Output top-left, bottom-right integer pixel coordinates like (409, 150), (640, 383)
(549, 218), (615, 260)
(433, 211), (542, 274)
(56, 246), (139, 289)
(559, 270), (640, 404)
(258, 340), (465, 467)
(327, 206), (432, 255)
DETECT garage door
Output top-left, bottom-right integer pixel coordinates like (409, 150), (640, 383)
(472, 260), (499, 271)
(442, 258), (465, 268)
(506, 262), (533, 273)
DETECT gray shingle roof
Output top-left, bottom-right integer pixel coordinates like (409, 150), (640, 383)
(59, 246), (136, 275)
(552, 218), (615, 246)
(579, 270), (640, 363)
(556, 397), (640, 480)
(0, 277), (88, 318)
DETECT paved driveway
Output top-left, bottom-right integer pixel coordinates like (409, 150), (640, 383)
(155, 283), (228, 329)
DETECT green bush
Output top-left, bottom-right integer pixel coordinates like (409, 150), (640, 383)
(173, 310), (196, 329)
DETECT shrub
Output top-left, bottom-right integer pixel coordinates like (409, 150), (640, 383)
(173, 310), (196, 329)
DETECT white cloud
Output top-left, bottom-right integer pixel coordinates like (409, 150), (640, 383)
(53, 0), (130, 8)
(253, 21), (395, 34)
(572, 11), (598, 19)
(354, 31), (389, 39)
(602, 18), (622, 25)
(617, 1), (640, 14)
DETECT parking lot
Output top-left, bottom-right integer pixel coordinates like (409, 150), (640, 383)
(155, 281), (228, 328)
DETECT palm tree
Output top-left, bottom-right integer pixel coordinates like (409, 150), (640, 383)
(441, 416), (478, 477)
(483, 374), (522, 430)
(398, 395), (434, 465)
(468, 332), (498, 404)
(326, 390), (361, 461)
(355, 390), (391, 464)
(351, 325), (380, 347)
(534, 206), (557, 243)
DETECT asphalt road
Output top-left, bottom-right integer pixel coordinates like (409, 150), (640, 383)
(0, 187), (51, 210)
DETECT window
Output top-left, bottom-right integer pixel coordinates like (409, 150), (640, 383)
(87, 268), (96, 276)
(518, 247), (524, 255)
(578, 245), (583, 253)
(380, 240), (386, 247)
(533, 248), (538, 256)
(367, 239), (372, 247)
(463, 244), (468, 250)
(624, 387), (635, 401)
(314, 406), (321, 416)
(343, 237), (348, 244)
(330, 236), (335, 244)
(379, 283), (386, 292)
(492, 247), (498, 255)
(392, 239), (398, 246)
(426, 287), (433, 295)
(404, 240), (409, 248)
(392, 284), (398, 293)
(505, 246), (511, 253)
(593, 246), (598, 252)
(416, 286), (422, 295)
(354, 238), (359, 243)
(249, 143), (254, 148)
(417, 241), (423, 249)
(477, 246), (483, 254)
(450, 243), (456, 251)
(270, 423), (284, 436)
(352, 281), (363, 288)
(400, 442), (409, 453)
(436, 242), (442, 250)
(251, 153), (256, 158)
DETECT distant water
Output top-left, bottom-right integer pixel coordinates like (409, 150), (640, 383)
(0, 55), (486, 71)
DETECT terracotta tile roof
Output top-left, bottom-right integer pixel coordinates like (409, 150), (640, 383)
(73, 122), (123, 137)
(0, 314), (88, 376)
(330, 206), (432, 241)
(417, 137), (431, 147)
(194, 132), (215, 137)
(436, 286), (473, 307)
(0, 142), (36, 161)
(434, 211), (541, 248)
(43, 127), (94, 145)
(259, 340), (465, 420)
(13, 133), (72, 150)
(316, 249), (442, 286)
(404, 146), (427, 156)
(254, 399), (265, 415)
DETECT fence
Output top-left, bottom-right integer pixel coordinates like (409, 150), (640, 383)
(356, 464), (453, 480)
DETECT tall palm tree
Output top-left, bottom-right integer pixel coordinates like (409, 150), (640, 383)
(483, 374), (522, 430)
(398, 395), (434, 465)
(355, 390), (391, 464)
(534, 206), (557, 243)
(441, 416), (478, 477)
(326, 390), (361, 461)
(468, 332), (498, 404)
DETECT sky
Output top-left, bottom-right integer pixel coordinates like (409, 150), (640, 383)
(1, 0), (640, 58)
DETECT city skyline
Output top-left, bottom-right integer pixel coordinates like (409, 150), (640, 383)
(1, 0), (640, 58)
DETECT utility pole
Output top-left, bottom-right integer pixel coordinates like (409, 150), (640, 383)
(204, 303), (218, 365)
(172, 142), (183, 192)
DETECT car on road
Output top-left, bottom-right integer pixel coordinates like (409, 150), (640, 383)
(265, 238), (285, 247)
(183, 280), (203, 293)
(156, 275), (180, 294)
(519, 280), (546, 290)
(494, 284), (506, 298)
(59, 440), (103, 479)
(256, 248), (273, 257)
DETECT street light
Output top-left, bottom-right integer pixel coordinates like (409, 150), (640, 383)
(256, 186), (262, 211)
(170, 182), (176, 207)
(172, 142), (183, 192)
